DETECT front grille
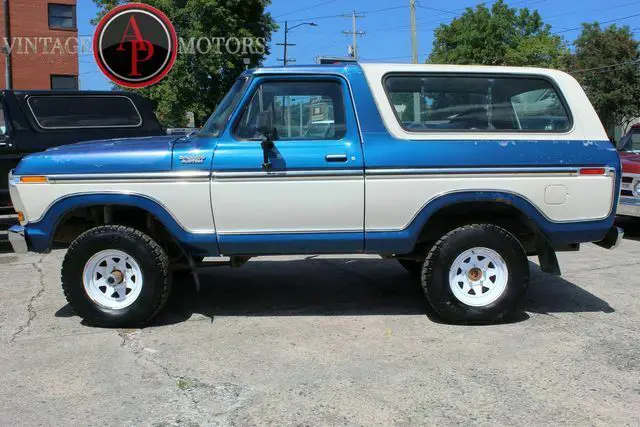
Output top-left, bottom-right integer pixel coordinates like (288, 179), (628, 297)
(621, 190), (634, 196)
(622, 176), (634, 183)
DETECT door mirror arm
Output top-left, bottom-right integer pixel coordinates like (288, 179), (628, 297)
(256, 111), (275, 169)
(260, 132), (275, 170)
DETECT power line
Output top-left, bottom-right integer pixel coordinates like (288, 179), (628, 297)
(283, 5), (407, 24)
(415, 4), (461, 17)
(275, 0), (338, 19)
(544, 0), (640, 21)
(569, 59), (640, 73)
(553, 12), (640, 34)
(368, 0), (545, 33)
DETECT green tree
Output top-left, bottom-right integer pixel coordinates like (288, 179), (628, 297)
(565, 23), (640, 138)
(428, 0), (567, 67)
(93, 0), (277, 126)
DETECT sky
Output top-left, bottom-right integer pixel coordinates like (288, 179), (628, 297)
(78, 0), (640, 90)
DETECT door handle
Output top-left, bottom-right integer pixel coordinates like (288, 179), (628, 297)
(325, 154), (348, 162)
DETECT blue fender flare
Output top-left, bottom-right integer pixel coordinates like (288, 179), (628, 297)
(24, 193), (219, 256)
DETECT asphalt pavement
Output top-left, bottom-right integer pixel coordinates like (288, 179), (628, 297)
(0, 221), (639, 425)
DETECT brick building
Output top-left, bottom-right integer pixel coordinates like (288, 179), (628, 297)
(0, 0), (78, 90)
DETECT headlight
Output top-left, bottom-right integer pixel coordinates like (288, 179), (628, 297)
(635, 183), (640, 196)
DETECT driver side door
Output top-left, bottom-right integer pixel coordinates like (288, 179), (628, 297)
(211, 75), (365, 255)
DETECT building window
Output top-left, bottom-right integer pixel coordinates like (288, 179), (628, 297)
(50, 75), (78, 90)
(48, 3), (77, 30)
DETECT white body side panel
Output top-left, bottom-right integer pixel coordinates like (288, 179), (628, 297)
(211, 177), (364, 233)
(360, 63), (609, 142)
(366, 173), (615, 230)
(15, 181), (216, 233)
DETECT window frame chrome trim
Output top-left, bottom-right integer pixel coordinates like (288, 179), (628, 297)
(380, 72), (575, 136)
(26, 94), (144, 130)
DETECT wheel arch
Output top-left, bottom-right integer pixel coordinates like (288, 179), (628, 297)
(26, 193), (218, 256)
(409, 191), (552, 253)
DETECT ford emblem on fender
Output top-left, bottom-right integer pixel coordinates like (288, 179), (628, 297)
(179, 155), (206, 164)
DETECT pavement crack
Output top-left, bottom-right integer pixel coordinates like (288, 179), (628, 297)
(9, 259), (46, 343)
(116, 328), (247, 422)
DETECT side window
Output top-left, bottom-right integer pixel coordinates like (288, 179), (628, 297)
(0, 102), (6, 136)
(383, 74), (571, 132)
(235, 80), (346, 140)
(28, 96), (142, 128)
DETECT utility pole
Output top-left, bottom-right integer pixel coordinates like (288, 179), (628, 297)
(277, 21), (317, 66)
(276, 21), (295, 66)
(342, 10), (365, 60)
(410, 0), (418, 64)
(410, 0), (420, 124)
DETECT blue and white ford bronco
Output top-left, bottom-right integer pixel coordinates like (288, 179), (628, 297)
(7, 64), (623, 326)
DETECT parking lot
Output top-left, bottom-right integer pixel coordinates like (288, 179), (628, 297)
(0, 221), (638, 425)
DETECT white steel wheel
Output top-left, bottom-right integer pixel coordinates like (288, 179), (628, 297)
(448, 247), (509, 307)
(82, 249), (144, 310)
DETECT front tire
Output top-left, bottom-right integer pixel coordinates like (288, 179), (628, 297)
(62, 225), (171, 327)
(421, 224), (529, 324)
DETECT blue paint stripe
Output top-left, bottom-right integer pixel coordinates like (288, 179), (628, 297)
(218, 232), (364, 255)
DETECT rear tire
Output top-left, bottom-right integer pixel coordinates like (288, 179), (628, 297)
(421, 224), (529, 324)
(62, 225), (171, 327)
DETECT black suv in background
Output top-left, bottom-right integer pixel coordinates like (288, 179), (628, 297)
(0, 90), (165, 208)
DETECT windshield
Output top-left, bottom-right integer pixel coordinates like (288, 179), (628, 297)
(200, 77), (249, 136)
(620, 128), (640, 152)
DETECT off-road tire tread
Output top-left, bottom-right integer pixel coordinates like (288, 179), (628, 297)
(421, 223), (529, 324)
(61, 225), (171, 327)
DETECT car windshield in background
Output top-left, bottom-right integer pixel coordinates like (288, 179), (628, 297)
(200, 78), (248, 137)
(28, 96), (142, 128)
(620, 128), (640, 152)
(384, 74), (571, 132)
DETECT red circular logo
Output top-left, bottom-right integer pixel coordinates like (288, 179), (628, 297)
(93, 3), (178, 88)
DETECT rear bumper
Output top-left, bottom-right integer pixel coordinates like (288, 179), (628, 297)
(8, 225), (28, 253)
(593, 226), (624, 250)
(617, 196), (640, 218)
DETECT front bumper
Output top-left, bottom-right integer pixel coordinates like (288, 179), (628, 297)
(617, 196), (640, 218)
(8, 225), (28, 253)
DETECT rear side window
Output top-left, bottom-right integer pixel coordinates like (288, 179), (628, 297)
(234, 80), (346, 141)
(27, 96), (142, 129)
(383, 74), (571, 133)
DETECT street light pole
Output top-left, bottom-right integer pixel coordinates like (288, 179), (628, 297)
(3, 0), (12, 89)
(277, 21), (317, 66)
